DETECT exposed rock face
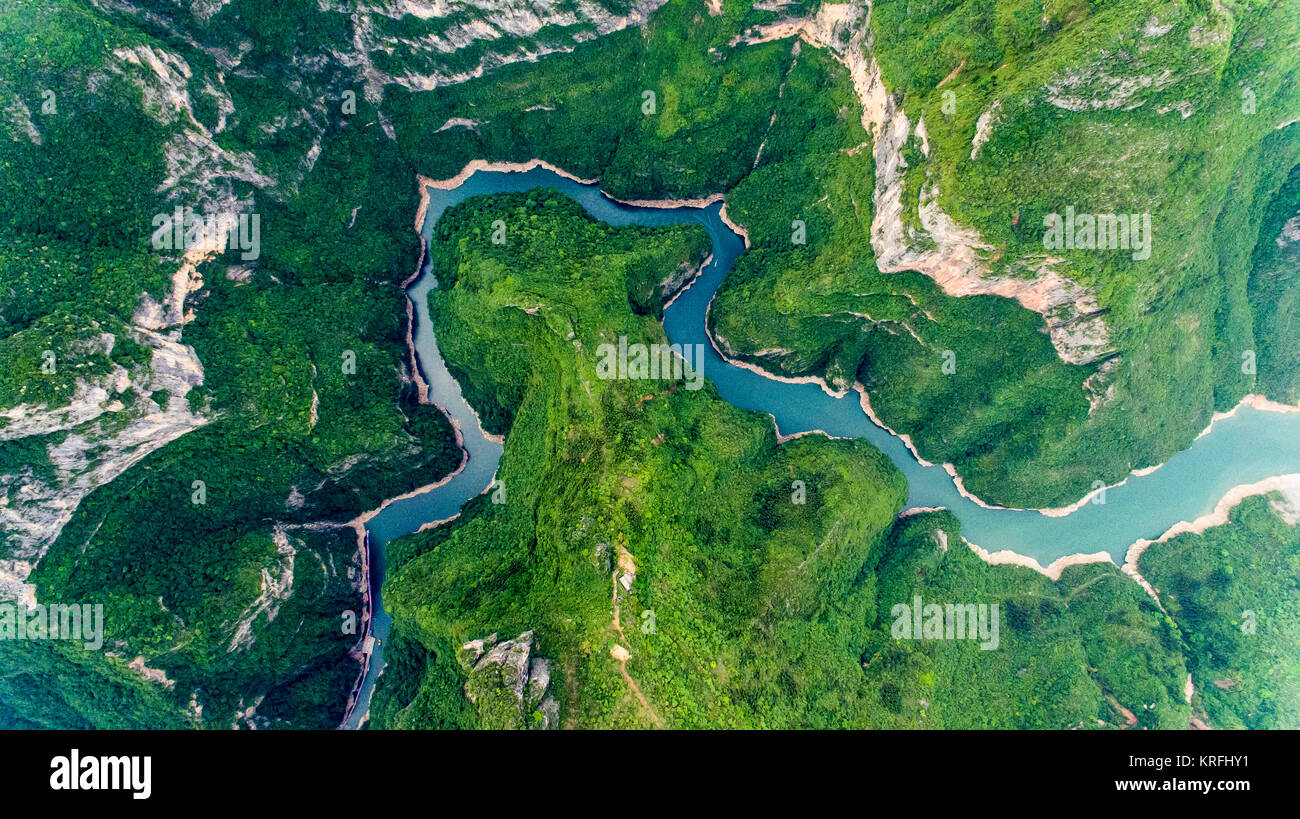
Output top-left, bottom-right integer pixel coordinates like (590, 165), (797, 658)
(969, 101), (1000, 160)
(1046, 3), (1231, 120)
(127, 655), (176, 689)
(107, 44), (272, 210)
(458, 630), (559, 729)
(87, 0), (674, 233)
(0, 560), (37, 608)
(1044, 62), (1179, 113)
(1280, 214), (1300, 247)
(343, 0), (671, 97)
(230, 694), (267, 730)
(2, 89), (41, 145)
(0, 0), (666, 713)
(0, 324), (209, 592)
(933, 528), (948, 553)
(864, 62), (1112, 365)
(1268, 486), (1300, 525)
(228, 526), (297, 652)
(2, 0), (677, 607)
(0, 334), (122, 441)
(733, 3), (1112, 366)
(0, 33), (271, 606)
(731, 0), (868, 59)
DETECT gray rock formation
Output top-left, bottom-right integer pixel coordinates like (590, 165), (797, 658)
(0, 323), (210, 600)
(459, 630), (559, 729)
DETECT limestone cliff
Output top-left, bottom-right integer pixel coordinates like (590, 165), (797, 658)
(458, 630), (559, 729)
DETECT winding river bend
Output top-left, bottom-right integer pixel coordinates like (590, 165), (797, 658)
(342, 165), (1300, 728)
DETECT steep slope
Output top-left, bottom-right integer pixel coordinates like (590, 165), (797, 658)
(3, 0), (1297, 729)
(0, 1), (466, 727)
(1139, 488), (1300, 729)
(374, 191), (909, 728)
(382, 0), (1300, 509)
(372, 192), (1197, 729)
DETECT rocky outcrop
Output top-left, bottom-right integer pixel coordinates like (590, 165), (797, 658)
(863, 53), (1112, 365)
(341, 0), (670, 98)
(458, 630), (559, 729)
(1044, 62), (1179, 114)
(0, 334), (121, 441)
(0, 38), (260, 605)
(732, 3), (1112, 365)
(1046, 4), (1230, 120)
(93, 1), (673, 210)
(1, 85), (41, 145)
(107, 44), (272, 209)
(969, 101), (1000, 160)
(0, 322), (209, 594)
(227, 527), (297, 652)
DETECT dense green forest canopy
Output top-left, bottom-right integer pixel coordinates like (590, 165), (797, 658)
(1140, 492), (1300, 729)
(373, 192), (1200, 729)
(382, 0), (1300, 509)
(0, 0), (462, 728)
(0, 0), (1296, 729)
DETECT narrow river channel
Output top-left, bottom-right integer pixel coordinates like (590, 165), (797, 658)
(342, 165), (1300, 728)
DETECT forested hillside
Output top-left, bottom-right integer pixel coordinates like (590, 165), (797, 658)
(1140, 491), (1300, 729)
(373, 192), (1203, 729)
(0, 1), (463, 727)
(1, 0), (1296, 729)
(383, 0), (1300, 509)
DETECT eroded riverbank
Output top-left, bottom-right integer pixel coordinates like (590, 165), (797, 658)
(341, 160), (1300, 727)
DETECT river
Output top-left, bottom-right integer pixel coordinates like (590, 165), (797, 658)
(341, 165), (1300, 728)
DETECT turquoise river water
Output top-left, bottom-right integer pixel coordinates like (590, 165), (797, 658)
(341, 166), (1300, 728)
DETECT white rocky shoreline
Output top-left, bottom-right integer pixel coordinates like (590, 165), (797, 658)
(402, 157), (1300, 597)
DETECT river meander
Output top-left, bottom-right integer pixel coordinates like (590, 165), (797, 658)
(342, 165), (1300, 728)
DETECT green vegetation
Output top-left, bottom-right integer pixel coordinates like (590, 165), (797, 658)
(376, 0), (1089, 506)
(708, 36), (1094, 506)
(380, 0), (1300, 510)
(0, 2), (171, 417)
(711, 0), (1300, 507)
(855, 0), (1300, 503)
(376, 192), (908, 728)
(387, 1), (799, 202)
(1248, 165), (1300, 405)
(374, 193), (1195, 729)
(0, 640), (187, 730)
(861, 511), (1189, 729)
(2, 0), (1297, 730)
(0, 0), (460, 727)
(367, 623), (476, 730)
(1140, 492), (1300, 729)
(18, 115), (463, 725)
